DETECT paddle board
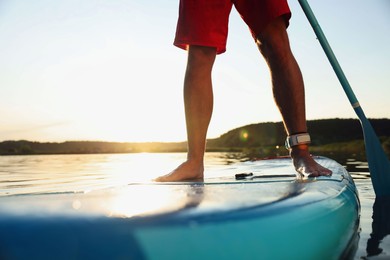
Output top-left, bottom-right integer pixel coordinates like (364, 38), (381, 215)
(0, 156), (360, 260)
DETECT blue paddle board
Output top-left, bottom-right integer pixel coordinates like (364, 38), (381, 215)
(0, 156), (360, 259)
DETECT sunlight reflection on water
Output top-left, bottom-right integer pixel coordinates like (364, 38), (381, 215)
(0, 153), (243, 196)
(0, 153), (171, 195)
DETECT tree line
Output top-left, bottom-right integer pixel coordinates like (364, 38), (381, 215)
(1, 118), (389, 157)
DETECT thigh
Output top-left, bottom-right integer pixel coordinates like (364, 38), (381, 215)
(174, 0), (233, 54)
(233, 0), (291, 39)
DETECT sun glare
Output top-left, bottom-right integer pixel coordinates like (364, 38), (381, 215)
(108, 185), (178, 217)
(240, 129), (249, 142)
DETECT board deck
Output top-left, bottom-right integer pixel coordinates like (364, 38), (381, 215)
(0, 156), (360, 260)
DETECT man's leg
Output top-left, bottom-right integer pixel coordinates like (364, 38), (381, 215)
(256, 17), (331, 177)
(155, 45), (217, 182)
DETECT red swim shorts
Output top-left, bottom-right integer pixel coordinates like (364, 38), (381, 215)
(174, 0), (291, 54)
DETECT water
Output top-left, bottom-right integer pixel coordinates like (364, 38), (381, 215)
(0, 152), (389, 259)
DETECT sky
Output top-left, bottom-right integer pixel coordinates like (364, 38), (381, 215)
(0, 0), (389, 143)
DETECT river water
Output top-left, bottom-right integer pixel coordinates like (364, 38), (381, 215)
(0, 152), (389, 259)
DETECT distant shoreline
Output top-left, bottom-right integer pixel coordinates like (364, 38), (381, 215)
(1, 118), (389, 158)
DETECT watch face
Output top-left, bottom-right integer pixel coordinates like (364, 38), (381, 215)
(296, 135), (311, 143)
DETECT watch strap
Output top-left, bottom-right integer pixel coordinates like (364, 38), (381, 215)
(285, 133), (311, 149)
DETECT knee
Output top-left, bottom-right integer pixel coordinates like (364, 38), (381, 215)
(187, 46), (217, 68)
(257, 36), (291, 64)
(187, 46), (217, 75)
(256, 19), (292, 63)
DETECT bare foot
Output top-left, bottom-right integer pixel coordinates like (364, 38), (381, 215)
(290, 146), (332, 177)
(154, 160), (204, 182)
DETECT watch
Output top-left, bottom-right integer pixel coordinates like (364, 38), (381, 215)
(285, 133), (311, 149)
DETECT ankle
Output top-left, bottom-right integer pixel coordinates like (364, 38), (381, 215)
(187, 152), (204, 162)
(185, 156), (204, 167)
(289, 144), (310, 158)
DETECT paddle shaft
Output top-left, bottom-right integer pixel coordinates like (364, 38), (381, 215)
(298, 0), (390, 196)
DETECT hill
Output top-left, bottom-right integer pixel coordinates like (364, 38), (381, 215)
(208, 118), (390, 147)
(1, 118), (389, 157)
(206, 118), (390, 158)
